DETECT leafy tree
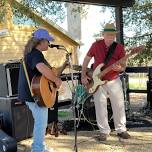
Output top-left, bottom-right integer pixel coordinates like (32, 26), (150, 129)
(65, 3), (89, 19)
(123, 0), (152, 66)
(0, 0), (7, 23)
(93, 0), (152, 66)
(0, 0), (65, 25)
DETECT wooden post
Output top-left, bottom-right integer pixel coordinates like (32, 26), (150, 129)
(115, 6), (124, 44)
(66, 3), (81, 40)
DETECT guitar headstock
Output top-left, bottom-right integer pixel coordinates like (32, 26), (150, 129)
(65, 52), (72, 60)
(64, 53), (72, 66)
(129, 45), (145, 55)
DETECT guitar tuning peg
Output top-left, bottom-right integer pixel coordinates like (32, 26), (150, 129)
(67, 52), (72, 56)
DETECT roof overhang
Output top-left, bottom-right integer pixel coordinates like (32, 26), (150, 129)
(51, 0), (135, 7)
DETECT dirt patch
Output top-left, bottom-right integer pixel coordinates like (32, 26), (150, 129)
(17, 93), (152, 152)
(18, 129), (152, 152)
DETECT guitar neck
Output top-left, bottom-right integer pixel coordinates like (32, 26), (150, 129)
(99, 53), (131, 77)
(57, 61), (68, 77)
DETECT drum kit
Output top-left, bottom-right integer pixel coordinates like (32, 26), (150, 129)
(65, 65), (96, 124)
(63, 64), (130, 152)
(69, 65), (130, 125)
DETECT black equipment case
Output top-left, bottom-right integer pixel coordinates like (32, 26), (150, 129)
(0, 129), (17, 152)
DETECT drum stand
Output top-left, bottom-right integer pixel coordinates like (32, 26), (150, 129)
(59, 46), (78, 152)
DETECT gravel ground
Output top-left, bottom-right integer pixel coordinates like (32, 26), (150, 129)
(17, 94), (152, 152)
(18, 128), (152, 152)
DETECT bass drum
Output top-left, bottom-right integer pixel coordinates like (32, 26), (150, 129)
(75, 78), (130, 127)
(80, 96), (113, 126)
(75, 85), (113, 125)
(81, 95), (97, 124)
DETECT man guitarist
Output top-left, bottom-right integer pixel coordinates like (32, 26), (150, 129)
(81, 23), (131, 141)
(18, 29), (62, 152)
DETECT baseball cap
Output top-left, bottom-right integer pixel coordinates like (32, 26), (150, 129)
(33, 29), (54, 41)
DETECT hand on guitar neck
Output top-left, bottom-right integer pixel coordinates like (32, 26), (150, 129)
(51, 53), (70, 89)
(112, 62), (126, 72)
(112, 45), (145, 72)
(54, 77), (62, 89)
(81, 74), (92, 86)
(85, 45), (145, 94)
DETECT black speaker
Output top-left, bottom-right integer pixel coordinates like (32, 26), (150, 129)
(0, 113), (3, 129)
(0, 97), (34, 141)
(0, 129), (17, 152)
(0, 61), (20, 97)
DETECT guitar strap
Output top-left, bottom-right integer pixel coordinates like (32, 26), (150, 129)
(21, 58), (39, 103)
(104, 42), (117, 66)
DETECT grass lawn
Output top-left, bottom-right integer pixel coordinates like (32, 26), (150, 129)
(128, 77), (147, 90)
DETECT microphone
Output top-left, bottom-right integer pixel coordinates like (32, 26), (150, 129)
(49, 44), (64, 49)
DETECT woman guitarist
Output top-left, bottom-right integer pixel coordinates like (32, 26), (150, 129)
(18, 29), (62, 152)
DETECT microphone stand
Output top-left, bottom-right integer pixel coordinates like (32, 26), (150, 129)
(57, 46), (78, 152)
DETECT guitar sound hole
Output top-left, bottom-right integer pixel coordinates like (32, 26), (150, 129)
(48, 82), (57, 92)
(53, 82), (57, 88)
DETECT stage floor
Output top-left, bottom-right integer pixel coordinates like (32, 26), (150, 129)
(17, 93), (151, 152)
(18, 128), (152, 152)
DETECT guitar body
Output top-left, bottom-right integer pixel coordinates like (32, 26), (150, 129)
(31, 53), (71, 108)
(86, 45), (144, 94)
(87, 63), (106, 94)
(31, 68), (57, 108)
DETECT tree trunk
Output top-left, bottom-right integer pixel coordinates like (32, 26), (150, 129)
(66, 3), (81, 41)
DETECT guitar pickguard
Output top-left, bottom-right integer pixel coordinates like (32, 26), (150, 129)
(89, 63), (106, 94)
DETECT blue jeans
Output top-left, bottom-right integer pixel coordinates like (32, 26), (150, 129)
(26, 102), (48, 152)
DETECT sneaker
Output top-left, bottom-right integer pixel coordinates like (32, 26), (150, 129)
(95, 133), (108, 141)
(31, 148), (54, 152)
(117, 131), (131, 139)
(46, 122), (59, 137)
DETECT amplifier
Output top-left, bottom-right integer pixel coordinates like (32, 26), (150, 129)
(0, 61), (20, 97)
(0, 97), (34, 141)
(0, 129), (17, 152)
(0, 113), (3, 129)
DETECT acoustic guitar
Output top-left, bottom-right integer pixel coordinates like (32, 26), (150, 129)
(86, 45), (145, 94)
(31, 54), (70, 108)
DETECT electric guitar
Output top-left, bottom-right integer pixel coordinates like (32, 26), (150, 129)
(86, 45), (145, 94)
(31, 54), (70, 108)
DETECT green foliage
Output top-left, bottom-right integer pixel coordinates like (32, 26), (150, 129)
(58, 111), (69, 118)
(123, 0), (152, 66)
(65, 3), (89, 19)
(93, 1), (152, 66)
(0, 0), (65, 25)
(93, 6), (115, 38)
(129, 82), (146, 90)
(0, 0), (7, 23)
